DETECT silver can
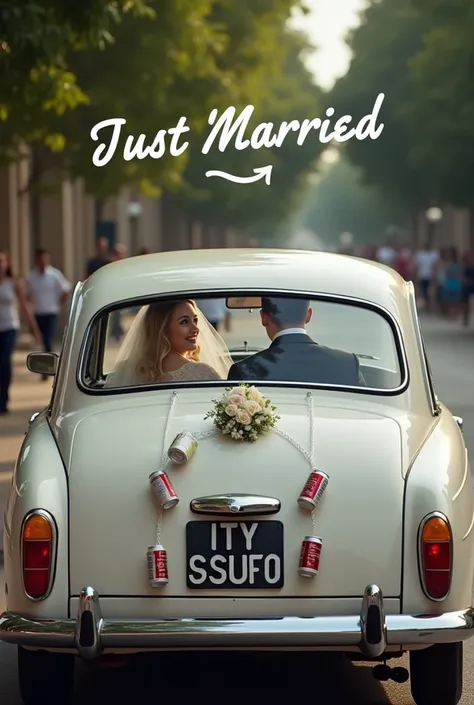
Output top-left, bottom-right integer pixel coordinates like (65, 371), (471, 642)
(147, 544), (169, 587)
(149, 469), (179, 509)
(298, 536), (323, 578)
(167, 431), (198, 465)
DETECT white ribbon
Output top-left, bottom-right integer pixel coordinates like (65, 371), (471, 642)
(155, 390), (178, 545)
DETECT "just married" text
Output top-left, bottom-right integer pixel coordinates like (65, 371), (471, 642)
(90, 92), (385, 168)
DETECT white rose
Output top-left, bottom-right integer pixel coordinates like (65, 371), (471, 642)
(229, 387), (247, 397)
(225, 404), (238, 417)
(247, 386), (264, 403)
(228, 394), (245, 406)
(236, 408), (251, 425)
(243, 400), (260, 416)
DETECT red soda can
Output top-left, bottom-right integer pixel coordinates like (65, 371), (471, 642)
(297, 471), (329, 511)
(147, 544), (169, 587)
(298, 536), (322, 578)
(149, 470), (179, 509)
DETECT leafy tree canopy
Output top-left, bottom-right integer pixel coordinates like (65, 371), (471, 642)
(174, 26), (325, 234)
(401, 0), (474, 206)
(329, 0), (429, 211)
(0, 0), (152, 160)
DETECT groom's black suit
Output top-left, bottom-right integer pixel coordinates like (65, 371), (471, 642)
(227, 332), (366, 386)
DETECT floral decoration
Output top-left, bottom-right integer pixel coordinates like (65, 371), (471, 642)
(204, 384), (279, 442)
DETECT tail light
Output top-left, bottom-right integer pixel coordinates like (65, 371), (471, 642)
(418, 512), (452, 601)
(21, 510), (56, 600)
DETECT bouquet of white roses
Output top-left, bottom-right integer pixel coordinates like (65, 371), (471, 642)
(204, 384), (279, 442)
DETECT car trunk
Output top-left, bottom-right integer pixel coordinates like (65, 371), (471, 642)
(64, 389), (404, 601)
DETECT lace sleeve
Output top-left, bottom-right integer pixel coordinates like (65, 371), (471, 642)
(166, 362), (223, 382)
(194, 363), (222, 380)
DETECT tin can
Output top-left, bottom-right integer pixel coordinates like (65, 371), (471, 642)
(147, 544), (169, 587)
(168, 431), (198, 465)
(149, 470), (179, 509)
(298, 536), (322, 578)
(297, 471), (329, 511)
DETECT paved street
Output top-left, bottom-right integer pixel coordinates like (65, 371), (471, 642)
(0, 313), (474, 703)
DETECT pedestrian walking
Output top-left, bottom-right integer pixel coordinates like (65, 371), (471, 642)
(25, 249), (72, 379)
(441, 247), (462, 318)
(0, 251), (40, 413)
(461, 250), (474, 327)
(85, 236), (111, 277)
(413, 243), (439, 310)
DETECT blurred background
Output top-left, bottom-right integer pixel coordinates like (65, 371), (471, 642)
(2, 0), (472, 272)
(3, 2), (474, 701)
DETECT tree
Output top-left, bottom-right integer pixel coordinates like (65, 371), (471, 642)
(42, 0), (320, 222)
(400, 0), (474, 207)
(174, 25), (325, 236)
(0, 0), (153, 160)
(52, 0), (228, 197)
(329, 0), (430, 212)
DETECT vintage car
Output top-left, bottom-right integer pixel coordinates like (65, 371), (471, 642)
(1, 248), (473, 705)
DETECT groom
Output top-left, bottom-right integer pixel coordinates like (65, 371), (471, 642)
(227, 296), (366, 385)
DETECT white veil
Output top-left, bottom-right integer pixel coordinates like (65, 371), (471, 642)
(104, 303), (234, 388)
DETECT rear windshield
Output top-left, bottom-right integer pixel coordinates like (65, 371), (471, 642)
(79, 294), (406, 393)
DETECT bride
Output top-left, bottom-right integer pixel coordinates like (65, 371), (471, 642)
(104, 299), (233, 387)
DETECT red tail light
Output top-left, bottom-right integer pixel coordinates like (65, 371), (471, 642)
(418, 512), (452, 601)
(21, 511), (56, 600)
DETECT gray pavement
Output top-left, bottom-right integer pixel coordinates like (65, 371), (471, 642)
(1, 313), (474, 703)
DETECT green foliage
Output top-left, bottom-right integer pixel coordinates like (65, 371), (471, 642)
(0, 0), (152, 161)
(1, 0), (323, 235)
(57, 0), (226, 196)
(295, 157), (408, 246)
(401, 1), (474, 206)
(329, 0), (429, 210)
(175, 26), (324, 233)
(330, 0), (474, 210)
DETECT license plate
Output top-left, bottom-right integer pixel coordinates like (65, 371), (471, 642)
(186, 520), (284, 589)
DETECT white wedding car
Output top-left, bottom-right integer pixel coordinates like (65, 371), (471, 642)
(1, 249), (474, 705)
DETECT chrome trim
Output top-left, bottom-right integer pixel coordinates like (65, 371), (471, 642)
(20, 509), (58, 602)
(408, 286), (438, 416)
(360, 585), (387, 657)
(454, 416), (464, 433)
(190, 494), (281, 516)
(28, 412), (40, 426)
(1, 587), (473, 656)
(75, 587), (103, 659)
(417, 511), (453, 602)
(76, 288), (410, 398)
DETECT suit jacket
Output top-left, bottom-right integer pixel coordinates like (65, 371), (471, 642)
(227, 333), (366, 386)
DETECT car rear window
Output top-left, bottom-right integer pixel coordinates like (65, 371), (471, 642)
(79, 294), (406, 394)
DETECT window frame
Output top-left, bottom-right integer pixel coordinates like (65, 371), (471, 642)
(76, 288), (410, 398)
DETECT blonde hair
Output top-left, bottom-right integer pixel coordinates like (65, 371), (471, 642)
(137, 300), (201, 382)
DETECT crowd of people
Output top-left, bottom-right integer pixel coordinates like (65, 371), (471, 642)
(344, 240), (474, 328)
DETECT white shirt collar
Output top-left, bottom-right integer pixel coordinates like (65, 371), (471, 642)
(273, 327), (307, 340)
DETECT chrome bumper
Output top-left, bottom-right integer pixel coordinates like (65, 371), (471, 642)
(1, 585), (473, 660)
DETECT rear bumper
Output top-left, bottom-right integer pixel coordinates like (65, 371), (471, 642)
(1, 585), (473, 659)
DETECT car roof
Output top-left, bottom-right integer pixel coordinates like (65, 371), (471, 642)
(80, 248), (409, 317)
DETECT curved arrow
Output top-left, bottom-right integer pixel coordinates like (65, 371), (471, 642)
(205, 165), (273, 185)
